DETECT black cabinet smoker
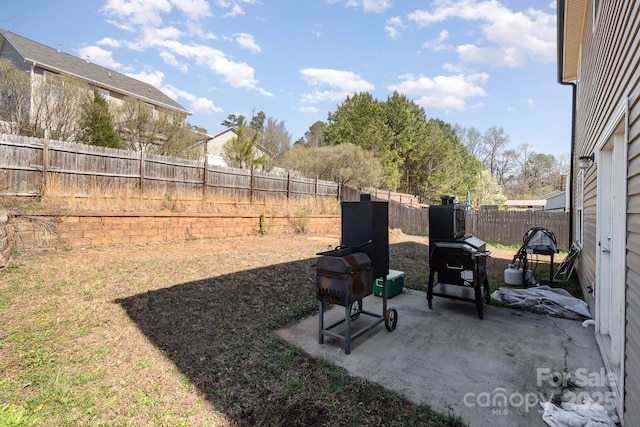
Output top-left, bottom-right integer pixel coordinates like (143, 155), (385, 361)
(427, 196), (491, 319)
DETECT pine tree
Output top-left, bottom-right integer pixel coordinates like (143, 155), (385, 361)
(77, 91), (121, 148)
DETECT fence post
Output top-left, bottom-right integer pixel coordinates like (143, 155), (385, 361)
(315, 176), (318, 199)
(287, 173), (291, 199)
(42, 130), (49, 196)
(140, 146), (145, 195)
(202, 155), (208, 199)
(250, 164), (254, 205)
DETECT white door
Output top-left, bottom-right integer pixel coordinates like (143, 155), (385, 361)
(595, 120), (626, 413)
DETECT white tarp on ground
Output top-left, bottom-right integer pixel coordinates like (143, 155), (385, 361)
(491, 285), (591, 319)
(540, 396), (619, 427)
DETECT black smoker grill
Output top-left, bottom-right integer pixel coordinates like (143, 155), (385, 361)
(427, 196), (491, 319)
(315, 195), (397, 354)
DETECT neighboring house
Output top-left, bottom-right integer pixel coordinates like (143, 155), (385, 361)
(559, 1), (640, 424)
(503, 199), (547, 210)
(538, 190), (567, 211)
(0, 29), (190, 127)
(204, 127), (269, 168)
(205, 127), (237, 167)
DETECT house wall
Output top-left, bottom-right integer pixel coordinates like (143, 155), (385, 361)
(206, 130), (237, 163)
(544, 193), (566, 211)
(0, 38), (28, 72)
(572, 1), (640, 424)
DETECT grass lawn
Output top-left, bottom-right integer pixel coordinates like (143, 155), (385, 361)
(0, 232), (577, 426)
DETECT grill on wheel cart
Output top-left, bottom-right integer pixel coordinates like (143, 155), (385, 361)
(315, 195), (397, 355)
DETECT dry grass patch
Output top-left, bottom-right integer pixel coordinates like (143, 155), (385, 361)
(35, 174), (341, 216)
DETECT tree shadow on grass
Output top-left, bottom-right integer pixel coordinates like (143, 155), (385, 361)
(114, 242), (467, 426)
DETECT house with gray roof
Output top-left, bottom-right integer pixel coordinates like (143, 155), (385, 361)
(0, 29), (190, 124)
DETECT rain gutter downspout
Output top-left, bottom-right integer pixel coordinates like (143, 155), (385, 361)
(557, 0), (577, 248)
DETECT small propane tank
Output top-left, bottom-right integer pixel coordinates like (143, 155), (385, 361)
(504, 264), (523, 286)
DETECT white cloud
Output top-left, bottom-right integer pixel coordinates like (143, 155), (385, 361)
(159, 83), (223, 113)
(327, 0), (392, 13)
(102, 0), (172, 29)
(102, 0), (211, 28)
(362, 0), (393, 13)
(159, 51), (189, 72)
(407, 0), (556, 67)
(127, 69), (166, 87)
(521, 97), (535, 107)
(97, 37), (121, 48)
(171, 0), (212, 20)
(166, 41), (267, 92)
(298, 105), (319, 113)
(300, 90), (350, 105)
(191, 97), (222, 114)
(100, 0), (270, 95)
(423, 29), (449, 51)
(234, 33), (261, 53)
(300, 68), (374, 92)
(75, 45), (124, 70)
(385, 16), (404, 39)
(224, 4), (244, 17)
(213, 0), (256, 17)
(388, 72), (489, 110)
(299, 68), (374, 108)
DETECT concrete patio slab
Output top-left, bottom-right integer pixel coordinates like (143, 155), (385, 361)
(276, 288), (612, 427)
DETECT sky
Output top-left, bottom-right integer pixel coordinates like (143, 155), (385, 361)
(2, 0), (572, 157)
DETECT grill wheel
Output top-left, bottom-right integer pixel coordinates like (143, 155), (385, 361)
(350, 300), (361, 320)
(384, 308), (398, 331)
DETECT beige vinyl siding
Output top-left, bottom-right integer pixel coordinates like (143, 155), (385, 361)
(627, 88), (640, 424)
(578, 165), (597, 308)
(572, 1), (640, 424)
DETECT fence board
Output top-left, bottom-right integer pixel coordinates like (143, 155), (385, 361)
(0, 135), (44, 195)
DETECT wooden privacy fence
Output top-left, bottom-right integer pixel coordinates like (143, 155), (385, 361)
(388, 204), (569, 250)
(0, 133), (339, 201)
(466, 210), (570, 251)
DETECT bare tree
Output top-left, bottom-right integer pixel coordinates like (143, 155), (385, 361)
(114, 97), (157, 151)
(481, 126), (510, 174)
(30, 74), (90, 140)
(454, 125), (483, 159)
(493, 148), (517, 187)
(153, 109), (202, 159)
(259, 117), (291, 172)
(0, 59), (31, 135)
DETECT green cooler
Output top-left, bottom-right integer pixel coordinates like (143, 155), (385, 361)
(374, 269), (404, 298)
